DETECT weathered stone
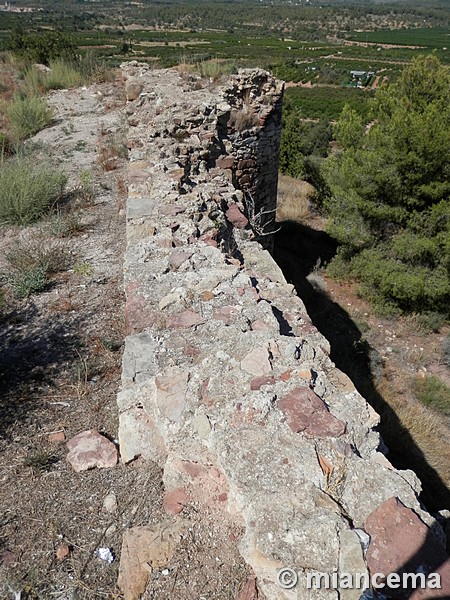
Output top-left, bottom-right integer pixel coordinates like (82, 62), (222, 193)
(200, 290), (215, 301)
(251, 319), (270, 331)
(365, 497), (449, 598)
(117, 520), (186, 600)
(159, 204), (186, 216)
(216, 156), (234, 169)
(236, 576), (260, 600)
(125, 80), (143, 101)
(168, 167), (185, 181)
(166, 310), (205, 329)
(33, 63), (51, 73)
(125, 282), (158, 334)
(127, 196), (154, 219)
(119, 407), (167, 465)
(66, 430), (118, 472)
(1, 549), (16, 567)
(48, 431), (65, 443)
(159, 291), (183, 310)
(122, 333), (159, 385)
(169, 250), (192, 270)
(192, 413), (212, 439)
(226, 203), (249, 228)
(155, 368), (189, 422)
(339, 529), (369, 600)
(102, 491), (118, 514)
(127, 169), (149, 183)
(278, 387), (346, 438)
(238, 174), (251, 185)
(215, 305), (241, 324)
(237, 159), (256, 170)
(200, 378), (215, 406)
(56, 542), (70, 561)
(163, 487), (189, 515)
(332, 369), (356, 393)
(199, 230), (218, 247)
(250, 376), (276, 390)
(241, 346), (272, 377)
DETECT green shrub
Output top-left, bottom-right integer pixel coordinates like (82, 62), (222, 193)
(416, 311), (446, 333)
(350, 249), (450, 314)
(22, 65), (43, 96)
(45, 59), (84, 90)
(47, 209), (84, 237)
(412, 375), (450, 416)
(4, 241), (70, 298)
(77, 52), (114, 84)
(196, 59), (235, 81)
(0, 156), (67, 224)
(22, 55), (111, 93)
(6, 30), (77, 65)
(326, 251), (352, 281)
(8, 265), (48, 298)
(7, 94), (53, 139)
(323, 56), (450, 316)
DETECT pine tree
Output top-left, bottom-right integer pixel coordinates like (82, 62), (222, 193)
(324, 55), (450, 315)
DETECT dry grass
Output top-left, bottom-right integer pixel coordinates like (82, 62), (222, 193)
(228, 104), (259, 132)
(3, 239), (71, 298)
(97, 127), (127, 172)
(412, 374), (450, 416)
(175, 55), (193, 78)
(377, 377), (450, 493)
(276, 174), (315, 223)
(196, 59), (235, 82)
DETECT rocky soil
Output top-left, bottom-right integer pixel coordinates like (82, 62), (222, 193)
(0, 78), (161, 599)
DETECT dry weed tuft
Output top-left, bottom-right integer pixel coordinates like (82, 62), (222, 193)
(228, 104), (258, 132)
(276, 174), (315, 223)
(377, 377), (450, 488)
(97, 127), (127, 172)
(3, 240), (71, 298)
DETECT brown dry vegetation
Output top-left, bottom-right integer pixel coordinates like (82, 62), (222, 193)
(0, 57), (20, 139)
(276, 174), (315, 224)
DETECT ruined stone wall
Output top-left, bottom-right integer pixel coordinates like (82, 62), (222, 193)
(118, 63), (449, 600)
(221, 70), (284, 249)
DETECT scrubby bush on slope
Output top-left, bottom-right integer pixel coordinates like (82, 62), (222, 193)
(324, 55), (450, 315)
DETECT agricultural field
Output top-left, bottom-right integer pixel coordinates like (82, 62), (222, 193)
(283, 86), (373, 121)
(1, 0), (448, 122)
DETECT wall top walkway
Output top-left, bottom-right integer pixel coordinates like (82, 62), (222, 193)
(117, 62), (449, 600)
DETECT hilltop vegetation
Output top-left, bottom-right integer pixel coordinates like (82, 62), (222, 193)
(1, 1), (448, 315)
(324, 55), (450, 317)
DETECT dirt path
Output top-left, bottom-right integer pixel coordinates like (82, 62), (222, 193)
(0, 78), (167, 599)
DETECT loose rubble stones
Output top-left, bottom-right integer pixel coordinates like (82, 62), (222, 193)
(66, 429), (118, 472)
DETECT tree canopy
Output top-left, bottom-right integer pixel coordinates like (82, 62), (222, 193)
(324, 55), (450, 316)
(6, 30), (77, 65)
